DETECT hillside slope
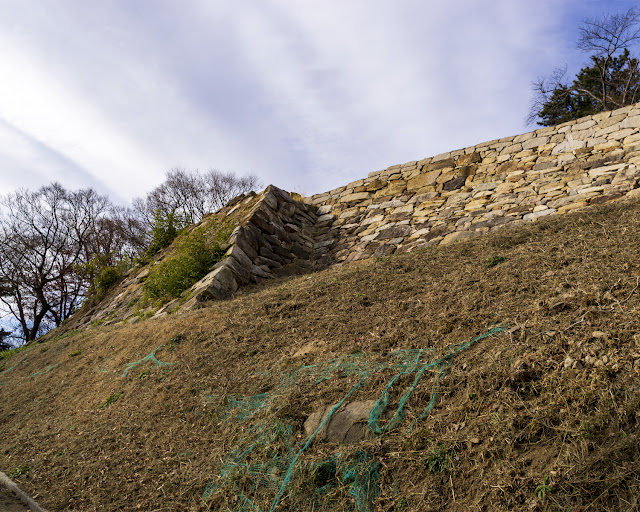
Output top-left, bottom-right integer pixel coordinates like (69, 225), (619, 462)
(2, 197), (640, 511)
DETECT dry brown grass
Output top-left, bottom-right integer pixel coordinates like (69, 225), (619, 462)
(2, 199), (640, 511)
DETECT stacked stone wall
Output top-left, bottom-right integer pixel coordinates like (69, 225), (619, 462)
(70, 102), (640, 325)
(305, 104), (640, 263)
(183, 185), (327, 308)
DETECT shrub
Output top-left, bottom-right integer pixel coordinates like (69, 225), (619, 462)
(145, 209), (185, 257)
(77, 254), (130, 303)
(143, 220), (233, 301)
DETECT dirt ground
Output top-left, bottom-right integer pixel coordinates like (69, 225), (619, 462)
(2, 198), (640, 511)
(0, 486), (30, 512)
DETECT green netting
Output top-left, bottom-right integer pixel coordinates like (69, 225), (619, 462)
(0, 358), (27, 377)
(203, 325), (507, 511)
(121, 345), (174, 377)
(29, 363), (60, 378)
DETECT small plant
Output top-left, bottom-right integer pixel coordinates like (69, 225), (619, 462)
(168, 333), (184, 350)
(8, 465), (30, 479)
(578, 421), (595, 439)
(99, 391), (124, 409)
(423, 447), (452, 473)
(483, 255), (506, 268)
(69, 350), (81, 357)
(535, 474), (552, 500)
(143, 221), (233, 301)
(139, 371), (150, 380)
(0, 345), (28, 362)
(396, 497), (408, 511)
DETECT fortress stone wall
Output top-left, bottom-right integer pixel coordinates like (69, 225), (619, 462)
(303, 103), (640, 263)
(78, 103), (640, 323)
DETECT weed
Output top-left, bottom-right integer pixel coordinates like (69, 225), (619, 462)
(143, 221), (234, 301)
(578, 421), (595, 439)
(69, 350), (81, 357)
(534, 475), (552, 500)
(483, 255), (506, 267)
(99, 391), (124, 409)
(8, 465), (30, 479)
(396, 497), (408, 511)
(50, 329), (79, 342)
(423, 447), (452, 473)
(139, 371), (150, 380)
(168, 333), (184, 350)
(0, 345), (28, 362)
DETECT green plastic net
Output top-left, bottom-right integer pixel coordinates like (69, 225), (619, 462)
(203, 325), (507, 511)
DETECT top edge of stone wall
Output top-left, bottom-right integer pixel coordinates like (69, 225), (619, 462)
(306, 103), (640, 202)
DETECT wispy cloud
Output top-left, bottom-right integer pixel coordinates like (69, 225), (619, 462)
(0, 1), (635, 202)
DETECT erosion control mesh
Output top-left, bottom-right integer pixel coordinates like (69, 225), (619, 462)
(203, 325), (507, 511)
(121, 345), (174, 377)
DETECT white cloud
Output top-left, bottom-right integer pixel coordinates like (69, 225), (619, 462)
(0, 0), (636, 201)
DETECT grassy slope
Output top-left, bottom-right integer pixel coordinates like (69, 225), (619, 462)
(2, 199), (640, 511)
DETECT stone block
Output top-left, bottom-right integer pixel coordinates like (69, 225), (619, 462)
(620, 115), (640, 129)
(366, 178), (386, 192)
(340, 191), (372, 203)
(374, 181), (407, 198)
(375, 225), (412, 240)
(551, 139), (587, 155)
(440, 230), (482, 245)
(456, 152), (482, 165)
(522, 136), (549, 150)
(608, 128), (635, 140)
(407, 170), (441, 191)
(523, 208), (557, 221)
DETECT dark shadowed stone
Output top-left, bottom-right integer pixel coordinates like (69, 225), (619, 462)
(456, 152), (482, 165)
(291, 243), (311, 259)
(442, 176), (467, 191)
(259, 246), (285, 264)
(589, 193), (623, 205)
(250, 209), (276, 235)
(254, 256), (282, 268)
(366, 178), (386, 192)
(373, 244), (396, 258)
(272, 244), (294, 260)
(427, 158), (456, 171)
(470, 217), (515, 230)
(304, 400), (376, 445)
(375, 225), (412, 240)
(234, 233), (258, 260)
(496, 161), (518, 175)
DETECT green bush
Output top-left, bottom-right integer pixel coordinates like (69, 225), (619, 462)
(145, 209), (185, 257)
(77, 254), (130, 303)
(143, 221), (232, 301)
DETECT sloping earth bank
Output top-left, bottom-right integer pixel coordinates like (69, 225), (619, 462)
(2, 198), (640, 511)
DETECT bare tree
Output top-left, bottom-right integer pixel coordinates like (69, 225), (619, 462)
(0, 328), (11, 351)
(133, 168), (261, 252)
(203, 170), (261, 212)
(0, 183), (113, 341)
(529, 8), (640, 125)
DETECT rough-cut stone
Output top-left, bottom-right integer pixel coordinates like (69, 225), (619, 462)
(375, 225), (412, 240)
(523, 209), (557, 221)
(552, 139), (587, 154)
(407, 170), (441, 191)
(303, 400), (377, 444)
(90, 104), (640, 324)
(340, 192), (372, 203)
(440, 230), (482, 245)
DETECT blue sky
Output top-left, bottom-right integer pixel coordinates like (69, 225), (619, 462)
(0, 0), (637, 204)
